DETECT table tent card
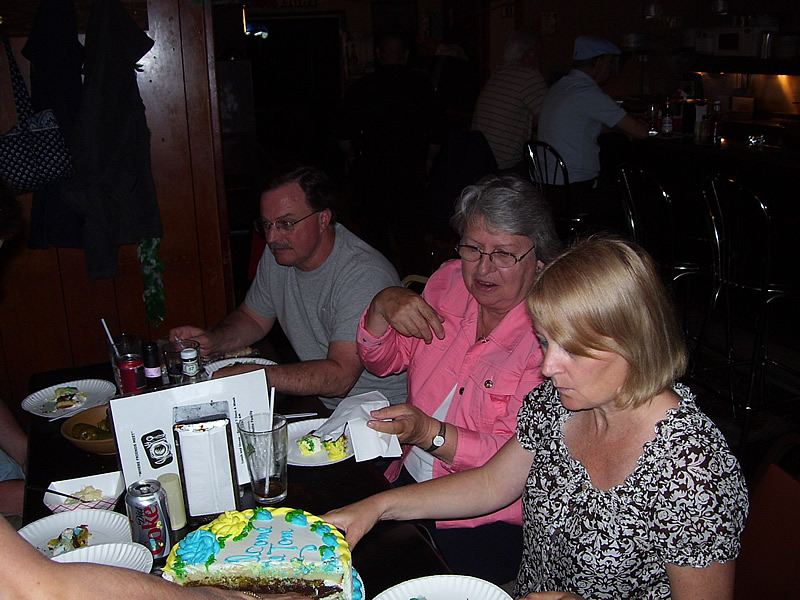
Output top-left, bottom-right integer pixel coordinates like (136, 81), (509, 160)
(109, 371), (270, 501)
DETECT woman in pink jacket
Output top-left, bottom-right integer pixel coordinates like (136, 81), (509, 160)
(357, 173), (560, 584)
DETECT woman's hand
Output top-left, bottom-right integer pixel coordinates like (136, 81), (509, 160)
(364, 287), (445, 344)
(518, 593), (586, 600)
(323, 496), (385, 549)
(366, 403), (440, 446)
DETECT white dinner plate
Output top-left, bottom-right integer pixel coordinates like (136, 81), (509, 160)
(204, 357), (276, 378)
(21, 379), (116, 420)
(373, 574), (512, 600)
(53, 542), (153, 573)
(18, 508), (132, 556)
(287, 418), (354, 467)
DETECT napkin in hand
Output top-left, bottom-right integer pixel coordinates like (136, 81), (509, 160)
(313, 391), (402, 462)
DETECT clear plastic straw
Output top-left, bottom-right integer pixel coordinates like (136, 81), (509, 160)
(101, 318), (119, 360)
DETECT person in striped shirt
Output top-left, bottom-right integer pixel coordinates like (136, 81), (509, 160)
(471, 28), (547, 172)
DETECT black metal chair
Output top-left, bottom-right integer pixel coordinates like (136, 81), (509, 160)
(693, 174), (800, 454)
(525, 141), (583, 238)
(615, 164), (709, 333)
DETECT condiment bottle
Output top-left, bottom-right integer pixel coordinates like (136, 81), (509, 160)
(709, 100), (723, 148)
(660, 96), (673, 137)
(142, 342), (162, 389)
(180, 347), (202, 383)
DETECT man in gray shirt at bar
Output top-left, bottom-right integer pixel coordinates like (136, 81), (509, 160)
(171, 166), (407, 409)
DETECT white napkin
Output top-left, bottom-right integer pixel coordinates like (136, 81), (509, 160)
(313, 391), (402, 462)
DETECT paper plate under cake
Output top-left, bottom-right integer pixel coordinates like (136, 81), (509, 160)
(162, 506), (362, 600)
(22, 379), (116, 419)
(287, 418), (354, 466)
(373, 574), (512, 600)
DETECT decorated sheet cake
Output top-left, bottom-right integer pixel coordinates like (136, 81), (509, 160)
(162, 506), (361, 600)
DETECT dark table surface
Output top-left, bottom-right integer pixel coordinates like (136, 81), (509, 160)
(24, 361), (450, 598)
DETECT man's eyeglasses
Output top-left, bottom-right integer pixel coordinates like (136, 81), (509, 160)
(455, 244), (534, 268)
(254, 211), (320, 236)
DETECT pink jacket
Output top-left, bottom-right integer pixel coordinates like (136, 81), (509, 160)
(357, 260), (544, 528)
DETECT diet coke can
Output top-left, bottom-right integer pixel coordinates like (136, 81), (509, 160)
(125, 479), (173, 560)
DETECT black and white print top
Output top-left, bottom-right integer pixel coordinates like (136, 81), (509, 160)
(514, 381), (748, 600)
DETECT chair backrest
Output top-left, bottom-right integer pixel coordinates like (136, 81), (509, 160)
(615, 164), (675, 270)
(701, 174), (771, 289)
(734, 436), (800, 599)
(525, 141), (569, 188)
(402, 274), (429, 294)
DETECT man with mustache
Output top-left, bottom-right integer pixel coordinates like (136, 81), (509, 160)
(172, 166), (406, 408)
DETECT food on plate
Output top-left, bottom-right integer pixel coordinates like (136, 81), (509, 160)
(47, 524), (91, 557)
(64, 485), (105, 505)
(46, 387), (87, 412)
(297, 432), (348, 460)
(223, 346), (256, 359)
(162, 507), (360, 600)
(297, 433), (323, 455)
(71, 420), (112, 441)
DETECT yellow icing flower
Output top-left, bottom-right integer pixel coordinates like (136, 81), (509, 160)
(209, 509), (253, 537)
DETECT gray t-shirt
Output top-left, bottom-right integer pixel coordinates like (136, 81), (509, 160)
(244, 223), (407, 408)
(538, 69), (627, 183)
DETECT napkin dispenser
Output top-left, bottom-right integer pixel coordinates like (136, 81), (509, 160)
(173, 401), (239, 522)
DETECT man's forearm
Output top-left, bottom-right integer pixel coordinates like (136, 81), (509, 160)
(209, 307), (272, 353)
(266, 360), (360, 398)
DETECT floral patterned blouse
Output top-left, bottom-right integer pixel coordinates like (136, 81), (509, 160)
(514, 381), (748, 600)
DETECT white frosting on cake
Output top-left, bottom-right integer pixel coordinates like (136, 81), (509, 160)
(162, 507), (361, 600)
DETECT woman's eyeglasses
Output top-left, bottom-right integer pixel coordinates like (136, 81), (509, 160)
(455, 244), (534, 268)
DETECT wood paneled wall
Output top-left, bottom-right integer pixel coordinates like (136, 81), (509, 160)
(0, 0), (232, 422)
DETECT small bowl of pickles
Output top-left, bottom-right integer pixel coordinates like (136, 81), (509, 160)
(60, 404), (117, 455)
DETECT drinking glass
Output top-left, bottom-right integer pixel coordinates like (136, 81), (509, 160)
(237, 413), (288, 505)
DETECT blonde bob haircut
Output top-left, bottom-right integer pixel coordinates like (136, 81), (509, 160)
(526, 236), (687, 408)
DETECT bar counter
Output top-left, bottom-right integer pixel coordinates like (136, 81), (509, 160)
(24, 362), (450, 598)
(629, 133), (800, 218)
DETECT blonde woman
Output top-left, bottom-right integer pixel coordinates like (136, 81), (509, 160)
(327, 237), (748, 600)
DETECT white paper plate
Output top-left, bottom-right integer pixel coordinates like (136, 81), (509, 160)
(287, 418), (354, 466)
(18, 508), (132, 556)
(204, 357), (277, 378)
(21, 379), (116, 420)
(373, 574), (512, 600)
(44, 471), (125, 513)
(52, 542), (153, 573)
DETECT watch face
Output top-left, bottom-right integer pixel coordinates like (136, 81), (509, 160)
(433, 434), (445, 447)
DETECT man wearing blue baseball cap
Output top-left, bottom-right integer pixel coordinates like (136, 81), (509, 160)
(538, 36), (648, 225)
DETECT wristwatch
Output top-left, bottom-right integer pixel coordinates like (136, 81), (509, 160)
(425, 421), (446, 453)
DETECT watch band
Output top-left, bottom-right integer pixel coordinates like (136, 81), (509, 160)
(424, 420), (446, 453)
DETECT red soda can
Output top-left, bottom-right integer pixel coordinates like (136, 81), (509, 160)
(125, 479), (173, 560)
(119, 353), (146, 395)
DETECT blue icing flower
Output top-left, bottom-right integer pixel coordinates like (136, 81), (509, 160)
(177, 529), (220, 565)
(254, 506), (272, 521)
(286, 510), (307, 526)
(311, 522), (330, 535)
(353, 569), (363, 600)
(322, 533), (337, 546)
(319, 545), (335, 561)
